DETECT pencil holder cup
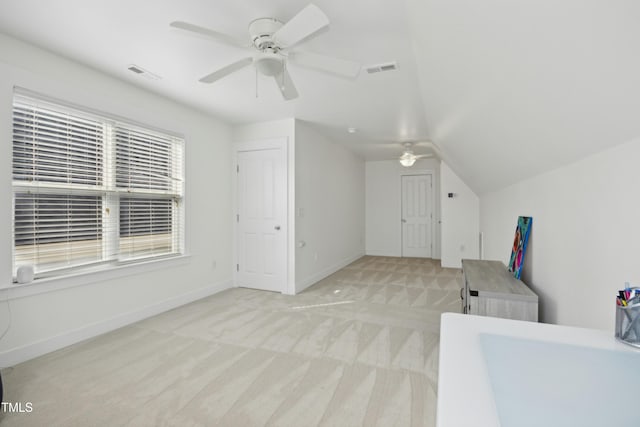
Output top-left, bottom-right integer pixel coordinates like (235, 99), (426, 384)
(615, 304), (640, 348)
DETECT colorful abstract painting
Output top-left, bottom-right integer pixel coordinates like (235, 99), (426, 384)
(508, 216), (532, 279)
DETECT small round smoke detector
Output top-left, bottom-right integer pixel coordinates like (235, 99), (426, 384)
(248, 18), (283, 50)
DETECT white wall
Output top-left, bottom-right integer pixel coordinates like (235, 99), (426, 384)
(0, 34), (233, 366)
(480, 137), (640, 330)
(232, 118), (295, 143)
(440, 162), (479, 268)
(294, 121), (365, 292)
(365, 159), (441, 258)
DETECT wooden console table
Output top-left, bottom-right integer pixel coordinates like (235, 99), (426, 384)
(461, 259), (538, 322)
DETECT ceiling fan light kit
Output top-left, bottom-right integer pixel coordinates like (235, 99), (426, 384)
(398, 142), (433, 167)
(170, 3), (364, 101)
(255, 53), (284, 76)
(399, 152), (417, 167)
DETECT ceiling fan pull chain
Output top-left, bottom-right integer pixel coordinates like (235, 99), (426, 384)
(282, 62), (286, 90)
(255, 65), (258, 98)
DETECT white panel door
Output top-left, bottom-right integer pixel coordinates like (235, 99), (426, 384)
(401, 174), (432, 258)
(237, 147), (286, 292)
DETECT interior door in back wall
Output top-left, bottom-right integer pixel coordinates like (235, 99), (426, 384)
(401, 174), (433, 258)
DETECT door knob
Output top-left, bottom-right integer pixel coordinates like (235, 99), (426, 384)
(275, 225), (281, 230)
(401, 219), (406, 223)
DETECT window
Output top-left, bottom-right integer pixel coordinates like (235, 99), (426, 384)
(12, 91), (184, 281)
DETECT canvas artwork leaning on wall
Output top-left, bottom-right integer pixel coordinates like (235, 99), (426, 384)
(508, 216), (532, 280)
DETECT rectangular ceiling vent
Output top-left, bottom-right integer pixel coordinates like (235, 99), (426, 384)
(127, 64), (162, 81)
(127, 65), (144, 74)
(365, 62), (398, 74)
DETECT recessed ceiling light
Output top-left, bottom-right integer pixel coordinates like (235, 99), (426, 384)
(347, 127), (357, 134)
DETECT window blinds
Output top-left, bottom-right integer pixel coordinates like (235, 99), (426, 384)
(12, 92), (184, 279)
(119, 198), (174, 260)
(14, 194), (104, 272)
(115, 127), (179, 192)
(114, 125), (184, 262)
(13, 101), (104, 187)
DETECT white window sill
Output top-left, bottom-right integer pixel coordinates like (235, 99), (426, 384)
(0, 254), (191, 300)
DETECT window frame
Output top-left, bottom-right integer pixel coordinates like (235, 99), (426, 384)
(11, 89), (185, 283)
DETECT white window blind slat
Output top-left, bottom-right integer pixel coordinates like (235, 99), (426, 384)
(119, 197), (179, 261)
(12, 92), (184, 279)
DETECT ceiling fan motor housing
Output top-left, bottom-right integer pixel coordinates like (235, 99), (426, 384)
(248, 18), (283, 51)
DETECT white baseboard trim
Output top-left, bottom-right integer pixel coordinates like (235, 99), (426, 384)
(365, 250), (442, 261)
(295, 252), (365, 294)
(440, 260), (462, 269)
(0, 279), (232, 368)
(365, 250), (401, 257)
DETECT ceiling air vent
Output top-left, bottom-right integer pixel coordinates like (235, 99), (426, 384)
(365, 61), (398, 74)
(127, 64), (162, 80)
(128, 65), (144, 74)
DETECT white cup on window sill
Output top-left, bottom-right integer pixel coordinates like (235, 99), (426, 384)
(16, 266), (34, 284)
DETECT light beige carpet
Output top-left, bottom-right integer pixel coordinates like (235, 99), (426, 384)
(0, 256), (462, 426)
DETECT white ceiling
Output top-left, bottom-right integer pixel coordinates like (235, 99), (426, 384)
(2, 0), (640, 193)
(407, 0), (640, 193)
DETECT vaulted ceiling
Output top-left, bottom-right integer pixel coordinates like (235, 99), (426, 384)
(2, 0), (639, 194)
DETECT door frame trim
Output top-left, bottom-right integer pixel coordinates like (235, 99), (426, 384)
(399, 170), (435, 258)
(232, 138), (290, 293)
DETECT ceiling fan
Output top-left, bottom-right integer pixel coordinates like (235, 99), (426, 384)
(170, 3), (361, 100)
(399, 142), (434, 167)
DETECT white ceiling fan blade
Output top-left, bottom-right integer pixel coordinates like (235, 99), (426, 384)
(415, 154), (435, 159)
(274, 68), (298, 100)
(288, 51), (361, 79)
(170, 21), (250, 49)
(199, 57), (253, 83)
(273, 4), (330, 49)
